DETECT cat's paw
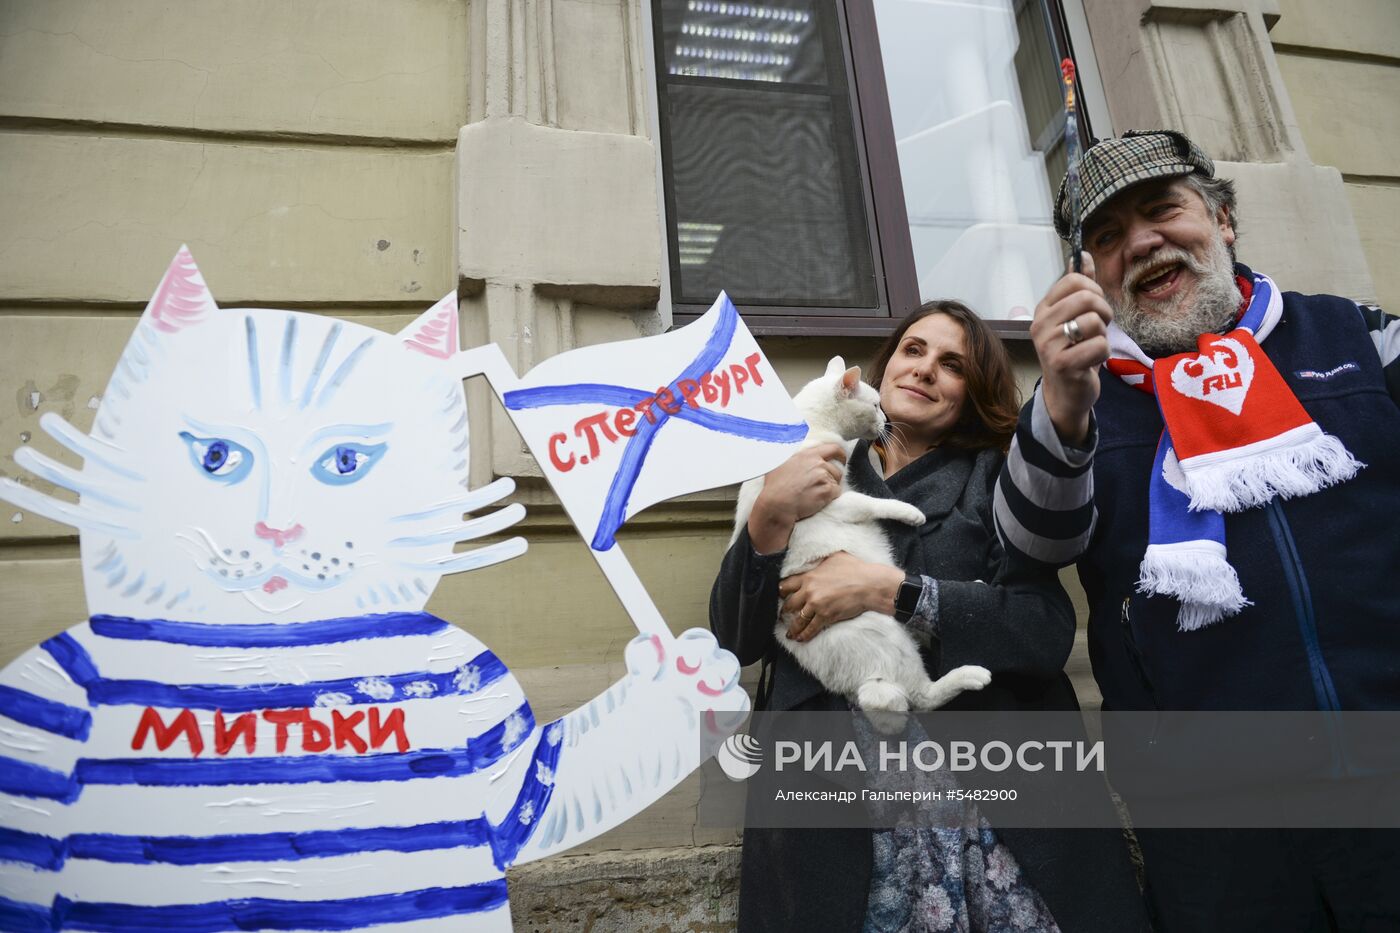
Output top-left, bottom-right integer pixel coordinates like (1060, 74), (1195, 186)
(890, 502), (926, 526)
(624, 629), (749, 735)
(946, 664), (992, 692)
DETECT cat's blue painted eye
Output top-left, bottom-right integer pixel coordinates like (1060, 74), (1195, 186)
(179, 432), (253, 484)
(311, 442), (387, 486)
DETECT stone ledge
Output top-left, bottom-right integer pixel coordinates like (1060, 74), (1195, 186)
(1270, 0), (1397, 61)
(0, 133), (454, 304)
(457, 118), (661, 300)
(0, 0), (469, 141)
(506, 844), (741, 933)
(1224, 159), (1375, 302)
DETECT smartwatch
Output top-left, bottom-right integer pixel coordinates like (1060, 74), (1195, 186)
(893, 574), (922, 624)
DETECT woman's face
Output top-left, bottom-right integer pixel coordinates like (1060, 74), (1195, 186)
(878, 313), (970, 450)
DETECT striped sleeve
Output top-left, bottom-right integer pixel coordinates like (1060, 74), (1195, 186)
(1356, 302), (1400, 405)
(993, 386), (1098, 568)
(0, 644), (93, 806)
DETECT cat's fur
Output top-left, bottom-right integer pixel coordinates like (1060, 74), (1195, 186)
(732, 357), (990, 713)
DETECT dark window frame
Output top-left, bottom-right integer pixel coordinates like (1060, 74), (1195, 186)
(659, 0), (1093, 340)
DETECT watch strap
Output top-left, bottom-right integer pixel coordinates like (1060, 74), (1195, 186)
(893, 574), (922, 624)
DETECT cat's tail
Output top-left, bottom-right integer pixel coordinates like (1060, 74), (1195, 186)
(855, 678), (909, 713)
(855, 679), (914, 734)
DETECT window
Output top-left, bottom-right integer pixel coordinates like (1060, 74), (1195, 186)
(650, 0), (1098, 335)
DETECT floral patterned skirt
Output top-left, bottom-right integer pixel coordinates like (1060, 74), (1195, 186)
(864, 818), (1061, 933)
(854, 713), (1061, 933)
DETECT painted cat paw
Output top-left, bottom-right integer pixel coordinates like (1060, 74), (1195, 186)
(624, 629), (749, 734)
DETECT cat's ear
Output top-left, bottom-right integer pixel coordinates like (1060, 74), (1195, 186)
(142, 245), (219, 334)
(399, 293), (460, 360)
(824, 355), (847, 378)
(839, 365), (863, 398)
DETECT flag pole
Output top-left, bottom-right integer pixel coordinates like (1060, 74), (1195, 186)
(455, 344), (675, 643)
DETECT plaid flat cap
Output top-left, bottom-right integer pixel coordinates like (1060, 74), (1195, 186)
(1053, 130), (1214, 239)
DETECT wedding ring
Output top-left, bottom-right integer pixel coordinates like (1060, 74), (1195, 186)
(1062, 318), (1084, 345)
(801, 608), (815, 621)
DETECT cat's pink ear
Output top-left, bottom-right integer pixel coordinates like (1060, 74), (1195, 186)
(143, 245), (218, 334)
(399, 293), (460, 359)
(839, 366), (863, 397)
(824, 355), (847, 378)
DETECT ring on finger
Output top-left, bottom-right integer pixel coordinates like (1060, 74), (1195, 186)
(1062, 318), (1084, 345)
(801, 608), (815, 621)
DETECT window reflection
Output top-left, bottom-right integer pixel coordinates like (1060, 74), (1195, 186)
(655, 0), (879, 310)
(666, 0), (821, 85)
(874, 0), (1066, 319)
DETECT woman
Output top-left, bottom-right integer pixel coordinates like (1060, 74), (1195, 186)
(709, 301), (1149, 932)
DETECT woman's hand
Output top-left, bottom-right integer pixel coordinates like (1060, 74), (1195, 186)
(778, 551), (905, 642)
(747, 443), (847, 554)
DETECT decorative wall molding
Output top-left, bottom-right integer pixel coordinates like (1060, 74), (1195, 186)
(460, 0), (665, 481)
(1143, 9), (1289, 162)
(1080, 0), (1374, 300)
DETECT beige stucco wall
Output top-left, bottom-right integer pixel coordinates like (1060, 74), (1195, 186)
(1270, 0), (1400, 313)
(1078, 0), (1379, 304)
(0, 0), (466, 631)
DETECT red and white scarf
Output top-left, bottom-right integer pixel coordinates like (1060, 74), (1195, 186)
(1104, 272), (1363, 630)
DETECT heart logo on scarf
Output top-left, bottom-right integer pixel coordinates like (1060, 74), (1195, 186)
(1169, 336), (1255, 415)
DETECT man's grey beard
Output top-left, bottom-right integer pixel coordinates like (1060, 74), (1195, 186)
(1109, 232), (1242, 357)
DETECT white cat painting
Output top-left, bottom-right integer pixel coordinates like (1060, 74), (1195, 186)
(732, 357), (990, 715)
(0, 248), (748, 931)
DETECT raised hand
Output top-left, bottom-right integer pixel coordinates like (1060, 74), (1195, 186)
(1029, 253), (1113, 445)
(623, 629), (749, 735)
(505, 629), (748, 868)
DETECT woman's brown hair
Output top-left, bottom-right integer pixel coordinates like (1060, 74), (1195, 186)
(866, 299), (1020, 453)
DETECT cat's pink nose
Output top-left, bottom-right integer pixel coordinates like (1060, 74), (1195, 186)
(254, 522), (304, 549)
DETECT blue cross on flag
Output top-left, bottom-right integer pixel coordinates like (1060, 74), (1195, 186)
(503, 293), (808, 551)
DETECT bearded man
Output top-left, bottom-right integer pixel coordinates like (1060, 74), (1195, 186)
(995, 130), (1400, 930)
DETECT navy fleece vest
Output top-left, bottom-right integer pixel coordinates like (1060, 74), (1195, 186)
(1083, 273), (1400, 713)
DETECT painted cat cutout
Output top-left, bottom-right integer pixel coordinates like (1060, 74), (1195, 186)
(0, 247), (746, 932)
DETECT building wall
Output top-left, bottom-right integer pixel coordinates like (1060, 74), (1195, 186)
(0, 0), (464, 646)
(1078, 0), (1378, 304)
(1270, 0), (1400, 313)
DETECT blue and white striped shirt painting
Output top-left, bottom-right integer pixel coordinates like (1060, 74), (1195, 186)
(0, 612), (560, 932)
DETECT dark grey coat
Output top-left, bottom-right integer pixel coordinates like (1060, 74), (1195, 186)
(710, 442), (1150, 933)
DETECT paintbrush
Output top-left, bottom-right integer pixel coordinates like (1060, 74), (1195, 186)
(1061, 57), (1083, 274)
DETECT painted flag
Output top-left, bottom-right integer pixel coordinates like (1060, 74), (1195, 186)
(502, 293), (808, 551)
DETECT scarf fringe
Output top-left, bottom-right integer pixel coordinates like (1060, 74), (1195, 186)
(1176, 600), (1246, 632)
(1137, 545), (1251, 632)
(1182, 430), (1364, 513)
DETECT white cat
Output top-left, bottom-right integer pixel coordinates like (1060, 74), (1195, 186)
(732, 357), (991, 714)
(0, 248), (746, 932)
